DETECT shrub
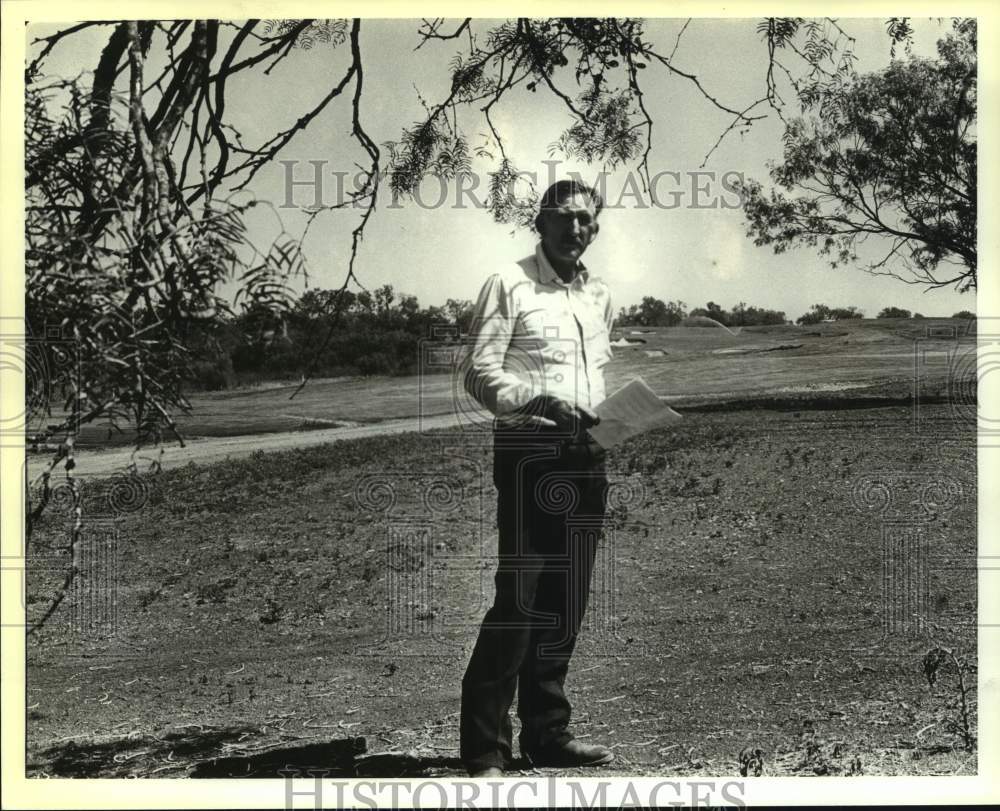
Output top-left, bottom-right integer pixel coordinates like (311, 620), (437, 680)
(356, 352), (397, 376)
(187, 357), (237, 391)
(877, 307), (912, 318)
(797, 304), (864, 324)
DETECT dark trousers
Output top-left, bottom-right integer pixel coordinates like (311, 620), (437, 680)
(460, 432), (607, 771)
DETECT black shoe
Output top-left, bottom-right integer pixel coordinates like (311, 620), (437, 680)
(526, 739), (614, 768)
(469, 765), (504, 778)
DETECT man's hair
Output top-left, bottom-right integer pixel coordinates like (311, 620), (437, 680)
(534, 179), (604, 233)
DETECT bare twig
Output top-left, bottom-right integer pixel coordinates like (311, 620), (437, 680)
(415, 18), (471, 50)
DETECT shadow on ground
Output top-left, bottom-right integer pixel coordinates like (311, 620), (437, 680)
(32, 725), (534, 778)
(191, 737), (370, 777)
(197, 745), (529, 777)
(30, 725), (261, 777)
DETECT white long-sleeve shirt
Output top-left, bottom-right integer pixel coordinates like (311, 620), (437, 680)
(463, 243), (614, 419)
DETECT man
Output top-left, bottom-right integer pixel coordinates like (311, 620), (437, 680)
(460, 179), (615, 777)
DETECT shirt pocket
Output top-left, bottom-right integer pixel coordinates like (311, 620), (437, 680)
(518, 307), (551, 339)
(519, 307), (578, 349)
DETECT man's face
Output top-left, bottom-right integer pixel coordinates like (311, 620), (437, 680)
(538, 192), (600, 268)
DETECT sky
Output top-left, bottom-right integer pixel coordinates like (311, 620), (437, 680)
(29, 17), (975, 320)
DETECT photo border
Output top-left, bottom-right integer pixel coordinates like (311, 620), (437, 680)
(2, 0), (997, 807)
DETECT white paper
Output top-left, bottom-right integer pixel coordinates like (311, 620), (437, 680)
(588, 377), (682, 449)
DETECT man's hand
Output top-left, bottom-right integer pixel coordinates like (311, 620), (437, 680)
(511, 396), (606, 467)
(522, 395), (600, 435)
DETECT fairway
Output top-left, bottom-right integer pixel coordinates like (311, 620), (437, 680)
(60, 317), (972, 454)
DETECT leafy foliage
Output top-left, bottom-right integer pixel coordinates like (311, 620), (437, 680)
(877, 307), (912, 319)
(26, 75), (304, 448)
(740, 19), (976, 292)
(616, 299), (787, 328)
(261, 19), (349, 50)
(617, 298), (686, 328)
(24, 21), (322, 631)
(551, 83), (643, 167)
(218, 284), (466, 383)
(886, 18), (915, 58)
(387, 17), (779, 217)
(796, 304), (863, 325)
(480, 159), (535, 228)
(689, 302), (787, 327)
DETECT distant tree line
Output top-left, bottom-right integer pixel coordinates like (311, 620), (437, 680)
(183, 290), (978, 390)
(617, 298), (690, 327)
(877, 307), (976, 319)
(617, 299), (787, 327)
(616, 297), (975, 329)
(796, 303), (864, 325)
(691, 301), (788, 327)
(184, 285), (477, 389)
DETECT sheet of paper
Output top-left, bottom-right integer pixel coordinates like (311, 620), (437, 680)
(588, 377), (682, 449)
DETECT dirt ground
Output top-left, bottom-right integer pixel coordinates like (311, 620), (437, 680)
(25, 400), (977, 778)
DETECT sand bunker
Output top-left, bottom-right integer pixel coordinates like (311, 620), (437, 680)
(768, 382), (871, 393)
(714, 344), (803, 355)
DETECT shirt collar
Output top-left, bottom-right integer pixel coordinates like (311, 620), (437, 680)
(535, 242), (589, 287)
